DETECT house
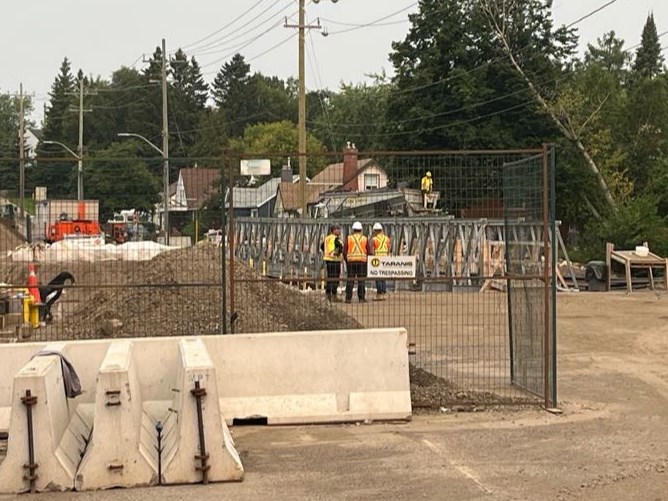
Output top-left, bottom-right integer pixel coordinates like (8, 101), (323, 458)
(171, 167), (221, 213)
(226, 167), (300, 218)
(274, 182), (333, 218)
(158, 167), (220, 233)
(310, 144), (389, 192)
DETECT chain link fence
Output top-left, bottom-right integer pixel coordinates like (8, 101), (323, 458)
(0, 147), (556, 407)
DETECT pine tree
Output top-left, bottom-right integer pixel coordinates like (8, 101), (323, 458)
(42, 58), (75, 142)
(634, 14), (665, 79)
(35, 58), (78, 197)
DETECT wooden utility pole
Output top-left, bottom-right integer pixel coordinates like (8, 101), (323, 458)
(285, 1), (321, 217)
(18, 83), (25, 219)
(68, 79), (94, 200)
(161, 38), (171, 246)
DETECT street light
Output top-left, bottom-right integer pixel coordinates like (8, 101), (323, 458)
(42, 140), (84, 200)
(117, 132), (170, 245)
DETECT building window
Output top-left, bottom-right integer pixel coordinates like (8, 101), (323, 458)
(364, 174), (380, 191)
(250, 209), (258, 218)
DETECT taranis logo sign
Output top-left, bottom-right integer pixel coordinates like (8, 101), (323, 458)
(367, 256), (417, 278)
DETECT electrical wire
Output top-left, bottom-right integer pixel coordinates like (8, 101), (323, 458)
(326, 1), (417, 36)
(306, 30), (337, 150)
(188, 2), (295, 56)
(178, 0), (270, 52)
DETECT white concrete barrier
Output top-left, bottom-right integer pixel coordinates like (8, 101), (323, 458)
(0, 328), (411, 493)
(160, 339), (243, 484)
(75, 340), (154, 490)
(215, 329), (412, 425)
(0, 343), (88, 493)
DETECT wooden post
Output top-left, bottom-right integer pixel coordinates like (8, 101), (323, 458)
(605, 243), (613, 292)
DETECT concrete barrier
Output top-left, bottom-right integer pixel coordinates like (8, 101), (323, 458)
(0, 328), (410, 493)
(75, 340), (155, 490)
(215, 329), (412, 425)
(160, 338), (243, 484)
(0, 342), (87, 493)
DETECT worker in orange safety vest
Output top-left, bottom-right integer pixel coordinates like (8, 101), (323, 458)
(343, 221), (371, 303)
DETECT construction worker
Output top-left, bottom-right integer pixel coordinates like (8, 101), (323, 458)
(321, 224), (344, 302)
(371, 223), (390, 300)
(344, 221), (370, 303)
(421, 171), (433, 208)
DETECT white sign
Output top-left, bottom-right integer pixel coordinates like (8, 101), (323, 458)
(240, 159), (271, 176)
(367, 256), (417, 278)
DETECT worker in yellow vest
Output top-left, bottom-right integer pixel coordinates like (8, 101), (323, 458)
(371, 223), (391, 301)
(320, 224), (344, 302)
(344, 221), (370, 303)
(421, 171), (433, 208)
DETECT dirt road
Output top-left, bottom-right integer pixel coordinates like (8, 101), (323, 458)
(1, 292), (667, 500)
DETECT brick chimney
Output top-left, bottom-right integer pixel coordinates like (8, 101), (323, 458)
(342, 142), (358, 191)
(280, 163), (293, 183)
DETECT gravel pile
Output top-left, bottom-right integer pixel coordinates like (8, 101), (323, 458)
(64, 244), (362, 339)
(410, 366), (537, 410)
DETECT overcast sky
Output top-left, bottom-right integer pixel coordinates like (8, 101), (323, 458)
(2, 0), (666, 123)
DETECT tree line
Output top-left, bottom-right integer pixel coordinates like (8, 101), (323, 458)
(0, 0), (666, 258)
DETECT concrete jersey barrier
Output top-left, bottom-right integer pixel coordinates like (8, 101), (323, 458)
(0, 328), (411, 493)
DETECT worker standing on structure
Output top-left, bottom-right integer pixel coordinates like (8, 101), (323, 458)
(371, 223), (391, 301)
(321, 224), (344, 302)
(421, 171), (433, 209)
(344, 221), (370, 303)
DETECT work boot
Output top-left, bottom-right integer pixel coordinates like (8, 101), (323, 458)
(359, 298), (367, 303)
(345, 299), (352, 304)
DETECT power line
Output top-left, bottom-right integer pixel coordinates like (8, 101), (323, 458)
(188, 2), (295, 56)
(199, 19), (286, 70)
(327, 1), (417, 36)
(178, 0), (270, 52)
(566, 0), (619, 28)
(307, 31), (337, 150)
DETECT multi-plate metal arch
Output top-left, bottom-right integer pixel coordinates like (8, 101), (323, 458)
(232, 217), (548, 284)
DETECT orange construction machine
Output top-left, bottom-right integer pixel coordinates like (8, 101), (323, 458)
(45, 202), (102, 243)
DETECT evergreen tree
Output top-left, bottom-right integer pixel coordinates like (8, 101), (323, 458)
(634, 14), (665, 79)
(35, 58), (78, 197)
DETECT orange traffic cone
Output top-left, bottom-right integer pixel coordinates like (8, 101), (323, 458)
(28, 262), (41, 303)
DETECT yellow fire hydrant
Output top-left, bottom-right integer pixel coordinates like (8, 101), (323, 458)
(22, 294), (41, 329)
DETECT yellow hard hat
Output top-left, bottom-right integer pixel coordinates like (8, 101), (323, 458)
(426, 171), (432, 177)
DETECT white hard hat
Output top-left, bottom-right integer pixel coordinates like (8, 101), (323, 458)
(352, 221), (363, 231)
(373, 223), (383, 231)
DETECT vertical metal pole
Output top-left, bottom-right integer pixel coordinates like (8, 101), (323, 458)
(77, 78), (84, 200)
(228, 154), (236, 334)
(162, 38), (171, 246)
(550, 145), (558, 407)
(221, 153), (228, 335)
(298, 0), (307, 218)
(541, 144), (551, 409)
(18, 83), (25, 219)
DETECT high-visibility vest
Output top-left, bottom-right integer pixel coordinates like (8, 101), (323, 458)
(421, 176), (433, 192)
(346, 234), (368, 262)
(323, 234), (342, 262)
(372, 234), (390, 256)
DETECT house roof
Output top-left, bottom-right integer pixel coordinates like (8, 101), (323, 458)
(277, 183), (334, 212)
(230, 175), (299, 209)
(179, 168), (220, 210)
(310, 158), (376, 186)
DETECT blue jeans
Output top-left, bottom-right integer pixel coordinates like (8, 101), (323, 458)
(375, 280), (387, 294)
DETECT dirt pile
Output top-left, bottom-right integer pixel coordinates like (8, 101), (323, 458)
(410, 366), (536, 410)
(68, 244), (362, 339)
